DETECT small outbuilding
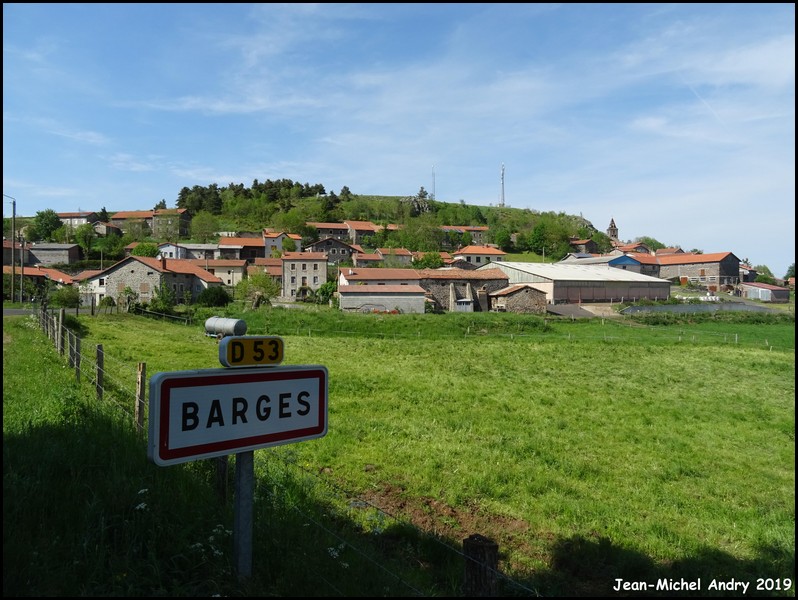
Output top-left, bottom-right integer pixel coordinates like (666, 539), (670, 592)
(337, 284), (427, 313)
(738, 282), (790, 303)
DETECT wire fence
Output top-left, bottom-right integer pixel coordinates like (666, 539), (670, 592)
(30, 306), (541, 596)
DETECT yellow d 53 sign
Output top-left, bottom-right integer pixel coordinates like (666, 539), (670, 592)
(218, 336), (284, 368)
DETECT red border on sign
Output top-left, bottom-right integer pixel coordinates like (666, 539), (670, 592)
(157, 368), (326, 462)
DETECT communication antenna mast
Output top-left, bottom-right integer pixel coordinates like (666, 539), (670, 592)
(499, 163), (505, 208)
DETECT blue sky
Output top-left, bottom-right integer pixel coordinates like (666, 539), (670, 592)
(3, 3), (795, 277)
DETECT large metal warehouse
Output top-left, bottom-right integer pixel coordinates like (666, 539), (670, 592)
(477, 262), (670, 304)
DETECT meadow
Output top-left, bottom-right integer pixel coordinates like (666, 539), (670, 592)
(3, 306), (795, 596)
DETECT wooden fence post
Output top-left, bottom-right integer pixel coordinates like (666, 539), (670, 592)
(58, 308), (65, 355)
(74, 336), (81, 383)
(66, 330), (73, 367)
(96, 344), (104, 401)
(135, 362), (147, 433)
(463, 533), (499, 597)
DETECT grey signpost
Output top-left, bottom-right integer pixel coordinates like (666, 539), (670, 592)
(148, 333), (328, 580)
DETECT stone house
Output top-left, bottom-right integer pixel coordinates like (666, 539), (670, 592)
(180, 243), (219, 260)
(77, 255), (222, 307)
(218, 237), (267, 262)
(57, 211), (99, 232)
(656, 252), (740, 291)
(250, 257), (283, 288)
(306, 222), (350, 242)
(568, 238), (599, 254)
(305, 237), (358, 264)
(416, 267), (509, 312)
(337, 284), (427, 313)
(352, 252), (383, 267)
(377, 247), (413, 266)
(489, 283), (548, 314)
(27, 243), (81, 266)
(281, 252), (328, 299)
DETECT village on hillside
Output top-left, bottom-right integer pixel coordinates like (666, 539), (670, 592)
(3, 209), (794, 314)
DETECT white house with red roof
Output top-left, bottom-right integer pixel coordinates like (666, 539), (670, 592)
(451, 245), (506, 266)
(188, 258), (248, 287)
(218, 236), (267, 262)
(262, 230), (302, 255)
(338, 267), (421, 287)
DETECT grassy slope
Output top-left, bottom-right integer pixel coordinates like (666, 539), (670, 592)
(4, 310), (796, 596)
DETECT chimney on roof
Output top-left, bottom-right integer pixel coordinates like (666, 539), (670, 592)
(161, 257), (166, 270)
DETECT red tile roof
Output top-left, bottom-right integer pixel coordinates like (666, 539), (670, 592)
(656, 252), (736, 265)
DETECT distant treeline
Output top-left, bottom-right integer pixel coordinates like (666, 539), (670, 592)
(173, 179), (612, 256)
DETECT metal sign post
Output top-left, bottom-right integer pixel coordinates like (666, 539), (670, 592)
(148, 331), (327, 581)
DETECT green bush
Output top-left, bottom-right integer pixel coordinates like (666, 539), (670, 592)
(196, 286), (231, 307)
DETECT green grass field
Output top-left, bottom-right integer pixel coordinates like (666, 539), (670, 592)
(3, 307), (795, 596)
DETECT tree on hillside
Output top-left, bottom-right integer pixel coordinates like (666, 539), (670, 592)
(591, 231), (614, 254)
(412, 252), (444, 269)
(282, 237), (297, 252)
(96, 235), (126, 263)
(74, 223), (97, 259)
(492, 228), (513, 252)
(784, 263), (795, 280)
(636, 236), (665, 251)
(339, 186), (353, 201)
(124, 219), (150, 241)
(153, 199), (167, 210)
(131, 242), (159, 257)
(27, 209), (62, 242)
(753, 264), (776, 285)
(190, 211), (220, 243)
(98, 207), (110, 222)
(320, 191), (342, 221)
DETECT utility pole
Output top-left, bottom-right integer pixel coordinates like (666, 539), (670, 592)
(4, 195), (16, 302)
(19, 235), (24, 303)
(499, 163), (505, 208)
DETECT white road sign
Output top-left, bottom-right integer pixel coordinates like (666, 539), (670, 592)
(148, 365), (328, 466)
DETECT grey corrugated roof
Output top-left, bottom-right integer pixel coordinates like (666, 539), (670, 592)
(481, 261), (668, 283)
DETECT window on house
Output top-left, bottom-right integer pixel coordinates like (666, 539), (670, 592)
(99, 278), (105, 285)
(313, 276), (319, 284)
(476, 257), (482, 263)
(302, 263), (307, 270)
(291, 264), (296, 271)
(291, 276), (296, 284)
(313, 264), (318, 270)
